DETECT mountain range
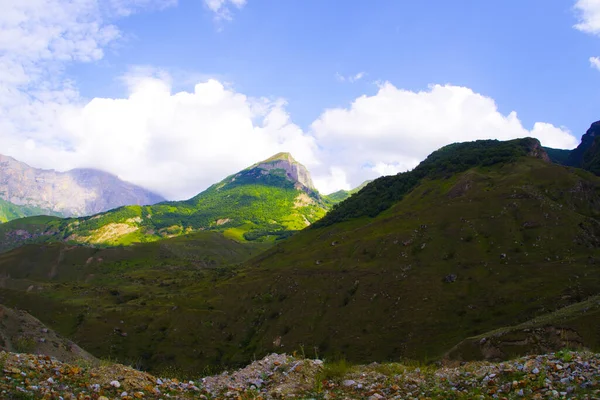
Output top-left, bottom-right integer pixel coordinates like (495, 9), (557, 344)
(1, 133), (600, 375)
(0, 154), (165, 219)
(0, 152), (338, 251)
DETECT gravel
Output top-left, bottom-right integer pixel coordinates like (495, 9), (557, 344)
(0, 350), (599, 399)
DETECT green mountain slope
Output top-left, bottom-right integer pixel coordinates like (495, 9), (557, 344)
(543, 146), (571, 165)
(315, 137), (550, 227)
(0, 153), (329, 251)
(0, 198), (62, 223)
(2, 138), (600, 375)
(325, 180), (372, 204)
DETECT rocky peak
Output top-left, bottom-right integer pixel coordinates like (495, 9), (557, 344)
(252, 152), (316, 191)
(523, 138), (550, 162)
(566, 120), (600, 167)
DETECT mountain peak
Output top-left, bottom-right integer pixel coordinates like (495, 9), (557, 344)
(565, 120), (600, 168)
(249, 152), (316, 191)
(262, 152), (296, 163)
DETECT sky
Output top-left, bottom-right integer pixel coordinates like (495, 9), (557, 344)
(0, 0), (599, 199)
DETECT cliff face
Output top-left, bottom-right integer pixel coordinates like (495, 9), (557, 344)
(251, 152), (316, 191)
(0, 154), (165, 217)
(566, 121), (600, 168)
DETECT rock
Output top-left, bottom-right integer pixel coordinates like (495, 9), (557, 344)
(444, 274), (457, 283)
(342, 379), (356, 387)
(110, 380), (121, 388)
(0, 153), (165, 218)
(532, 367), (540, 374)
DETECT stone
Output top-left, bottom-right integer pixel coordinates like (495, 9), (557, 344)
(444, 274), (457, 283)
(110, 380), (121, 388)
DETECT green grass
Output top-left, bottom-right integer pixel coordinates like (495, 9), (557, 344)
(0, 198), (62, 223)
(13, 337), (36, 354)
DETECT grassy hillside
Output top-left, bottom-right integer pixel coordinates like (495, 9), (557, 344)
(0, 231), (267, 373)
(325, 180), (372, 204)
(2, 140), (600, 375)
(315, 137), (549, 227)
(0, 154), (329, 251)
(0, 198), (62, 223)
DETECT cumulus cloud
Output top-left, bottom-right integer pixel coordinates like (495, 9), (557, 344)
(0, 0), (179, 159)
(309, 83), (578, 191)
(574, 0), (600, 35)
(204, 0), (247, 21)
(3, 75), (578, 198)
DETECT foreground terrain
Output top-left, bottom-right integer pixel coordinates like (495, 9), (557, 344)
(0, 350), (599, 399)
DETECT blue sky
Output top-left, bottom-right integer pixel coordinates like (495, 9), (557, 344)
(74, 1), (599, 133)
(1, 0), (599, 199)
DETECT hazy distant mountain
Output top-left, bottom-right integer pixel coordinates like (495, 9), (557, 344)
(0, 154), (165, 219)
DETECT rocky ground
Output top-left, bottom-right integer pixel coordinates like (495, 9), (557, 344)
(0, 350), (599, 399)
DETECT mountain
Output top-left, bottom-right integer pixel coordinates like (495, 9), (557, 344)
(316, 137), (550, 227)
(325, 180), (372, 204)
(0, 154), (165, 220)
(2, 138), (600, 374)
(544, 120), (600, 177)
(565, 121), (600, 168)
(0, 152), (329, 250)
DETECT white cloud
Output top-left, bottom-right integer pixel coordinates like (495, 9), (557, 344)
(590, 56), (600, 70)
(313, 167), (351, 195)
(574, 0), (600, 35)
(309, 83), (578, 191)
(3, 76), (579, 198)
(335, 71), (366, 83)
(0, 0), (179, 160)
(204, 0), (247, 21)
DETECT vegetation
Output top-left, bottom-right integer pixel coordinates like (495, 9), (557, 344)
(2, 142), (600, 375)
(315, 137), (547, 227)
(0, 198), (62, 223)
(544, 147), (572, 165)
(324, 180), (372, 204)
